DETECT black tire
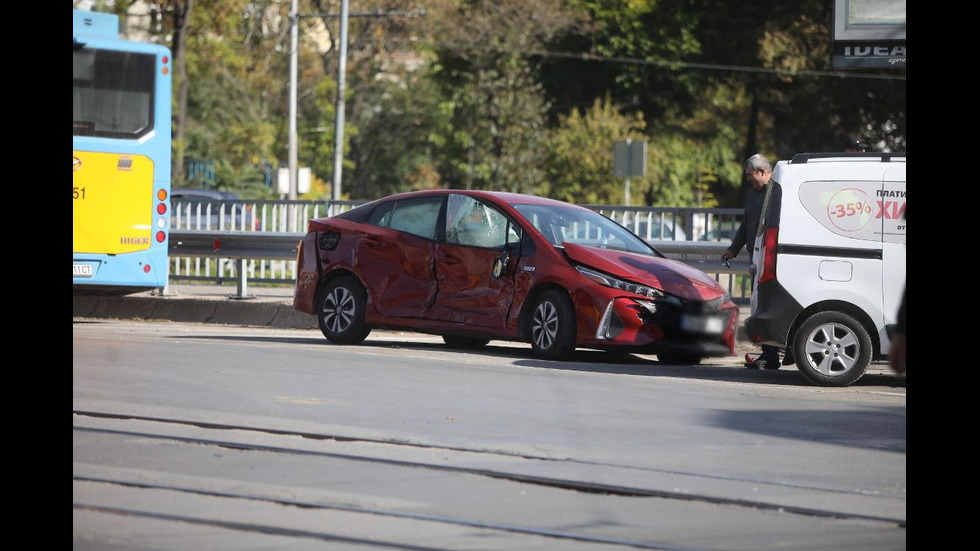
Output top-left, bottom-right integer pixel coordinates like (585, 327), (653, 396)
(657, 352), (703, 366)
(316, 276), (371, 344)
(792, 311), (871, 387)
(442, 335), (491, 348)
(530, 289), (576, 360)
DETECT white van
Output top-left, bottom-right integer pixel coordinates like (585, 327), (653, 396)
(744, 153), (906, 386)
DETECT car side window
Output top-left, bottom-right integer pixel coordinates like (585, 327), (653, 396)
(382, 197), (441, 239)
(446, 195), (509, 249)
(367, 202), (394, 227)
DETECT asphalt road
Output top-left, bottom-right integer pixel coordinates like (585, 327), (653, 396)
(73, 319), (906, 550)
(72, 283), (902, 378)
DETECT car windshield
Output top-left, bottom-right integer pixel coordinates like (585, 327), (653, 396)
(514, 203), (658, 255)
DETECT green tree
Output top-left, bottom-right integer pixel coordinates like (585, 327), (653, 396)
(97, 0), (904, 206)
(345, 65), (448, 199)
(542, 96), (645, 204)
(540, 0), (905, 206)
(423, 0), (589, 193)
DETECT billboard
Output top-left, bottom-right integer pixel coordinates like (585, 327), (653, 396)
(833, 0), (906, 69)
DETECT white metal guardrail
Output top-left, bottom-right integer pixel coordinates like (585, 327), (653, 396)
(170, 199), (363, 233)
(168, 228), (752, 300)
(170, 197), (745, 241)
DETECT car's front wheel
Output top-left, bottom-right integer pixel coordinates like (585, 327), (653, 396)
(792, 311), (871, 387)
(530, 289), (576, 360)
(316, 276), (371, 344)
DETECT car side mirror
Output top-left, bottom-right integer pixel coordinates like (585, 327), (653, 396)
(492, 250), (509, 279)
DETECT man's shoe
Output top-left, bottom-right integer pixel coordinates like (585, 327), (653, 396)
(745, 352), (781, 370)
(760, 356), (781, 370)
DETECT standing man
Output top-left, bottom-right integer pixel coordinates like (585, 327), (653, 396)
(722, 153), (782, 369)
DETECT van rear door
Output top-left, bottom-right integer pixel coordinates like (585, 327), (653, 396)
(879, 164), (907, 345)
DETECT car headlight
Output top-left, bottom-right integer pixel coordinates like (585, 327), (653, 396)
(704, 293), (731, 309)
(576, 266), (664, 299)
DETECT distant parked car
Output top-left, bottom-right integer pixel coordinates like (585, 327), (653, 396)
(170, 188), (259, 230)
(293, 189), (738, 364)
(629, 218), (688, 241)
(703, 227), (738, 242)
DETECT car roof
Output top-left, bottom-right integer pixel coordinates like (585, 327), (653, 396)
(380, 189), (582, 209)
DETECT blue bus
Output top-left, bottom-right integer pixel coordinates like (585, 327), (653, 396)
(73, 9), (172, 295)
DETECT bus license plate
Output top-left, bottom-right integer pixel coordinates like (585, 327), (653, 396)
(73, 263), (94, 278)
(681, 314), (723, 335)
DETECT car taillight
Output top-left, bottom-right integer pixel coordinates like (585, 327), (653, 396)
(758, 226), (779, 284)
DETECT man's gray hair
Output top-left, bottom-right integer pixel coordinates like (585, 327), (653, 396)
(744, 153), (772, 172)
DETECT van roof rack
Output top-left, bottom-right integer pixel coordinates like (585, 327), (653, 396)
(790, 152), (905, 164)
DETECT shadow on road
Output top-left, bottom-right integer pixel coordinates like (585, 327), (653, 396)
(165, 331), (906, 390)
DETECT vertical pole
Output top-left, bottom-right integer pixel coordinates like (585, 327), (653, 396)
(624, 138), (632, 207)
(332, 0), (350, 202)
(287, 0), (299, 230)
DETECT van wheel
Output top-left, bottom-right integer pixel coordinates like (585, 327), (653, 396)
(530, 289), (576, 360)
(316, 276), (371, 344)
(792, 311), (871, 387)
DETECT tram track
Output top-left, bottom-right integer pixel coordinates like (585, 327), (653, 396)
(74, 409), (906, 529)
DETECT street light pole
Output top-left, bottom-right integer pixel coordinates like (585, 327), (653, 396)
(331, 0), (350, 202)
(287, 0), (299, 229)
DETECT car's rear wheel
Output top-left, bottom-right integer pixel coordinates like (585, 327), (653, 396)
(442, 335), (491, 348)
(657, 352), (703, 366)
(792, 311), (871, 387)
(316, 276), (371, 344)
(530, 289), (576, 360)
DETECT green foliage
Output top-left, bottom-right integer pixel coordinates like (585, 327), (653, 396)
(296, 78), (342, 195)
(437, 65), (550, 193)
(425, 0), (588, 193)
(542, 96), (644, 204)
(100, 0), (904, 205)
(345, 65), (449, 199)
(176, 1), (284, 193)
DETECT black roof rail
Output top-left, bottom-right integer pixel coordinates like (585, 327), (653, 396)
(790, 152), (905, 164)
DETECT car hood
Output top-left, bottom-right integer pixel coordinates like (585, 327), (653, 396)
(563, 242), (728, 301)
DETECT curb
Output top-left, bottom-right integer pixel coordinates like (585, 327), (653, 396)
(73, 295), (318, 330)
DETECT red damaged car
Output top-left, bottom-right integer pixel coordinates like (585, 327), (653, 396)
(294, 190), (738, 364)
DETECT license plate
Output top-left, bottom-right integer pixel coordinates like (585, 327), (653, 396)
(681, 314), (723, 335)
(73, 263), (94, 278)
